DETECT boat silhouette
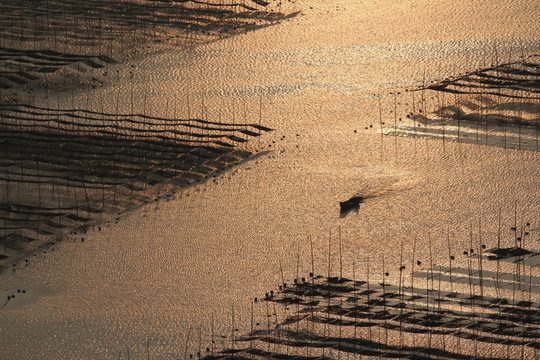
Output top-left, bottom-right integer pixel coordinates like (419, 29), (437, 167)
(340, 196), (363, 212)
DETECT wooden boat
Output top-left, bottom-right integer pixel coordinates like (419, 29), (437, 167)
(340, 196), (363, 212)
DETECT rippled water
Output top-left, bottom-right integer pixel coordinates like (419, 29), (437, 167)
(1, 0), (540, 358)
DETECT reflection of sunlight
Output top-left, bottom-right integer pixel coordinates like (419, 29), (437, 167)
(1, 0), (540, 358)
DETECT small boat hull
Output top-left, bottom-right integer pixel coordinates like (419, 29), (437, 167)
(340, 196), (363, 212)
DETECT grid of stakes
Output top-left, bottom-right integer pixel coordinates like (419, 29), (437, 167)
(203, 222), (540, 360)
(0, 102), (271, 265)
(383, 54), (540, 152)
(0, 0), (296, 89)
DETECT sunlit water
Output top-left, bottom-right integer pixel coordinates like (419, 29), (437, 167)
(1, 0), (540, 358)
